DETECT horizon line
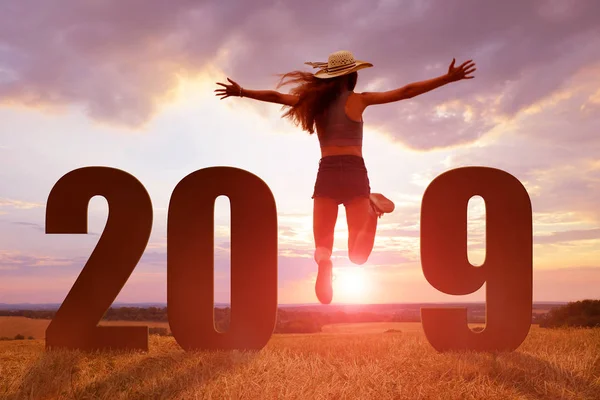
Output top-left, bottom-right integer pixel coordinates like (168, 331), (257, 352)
(0, 300), (572, 307)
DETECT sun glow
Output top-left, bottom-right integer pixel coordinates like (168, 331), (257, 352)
(333, 266), (371, 303)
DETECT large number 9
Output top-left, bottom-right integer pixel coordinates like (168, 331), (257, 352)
(420, 166), (533, 352)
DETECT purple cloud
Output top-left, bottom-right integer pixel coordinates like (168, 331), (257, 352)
(1, 1), (599, 151)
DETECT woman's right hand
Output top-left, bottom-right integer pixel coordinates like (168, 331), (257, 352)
(215, 78), (242, 100)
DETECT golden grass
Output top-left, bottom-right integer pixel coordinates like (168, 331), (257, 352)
(0, 324), (598, 399)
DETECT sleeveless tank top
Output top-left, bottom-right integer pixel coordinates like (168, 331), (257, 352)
(315, 90), (363, 147)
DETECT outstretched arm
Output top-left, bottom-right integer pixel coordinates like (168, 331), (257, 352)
(359, 58), (476, 106)
(215, 78), (298, 106)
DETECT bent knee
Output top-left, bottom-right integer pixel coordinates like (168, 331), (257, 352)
(349, 252), (369, 265)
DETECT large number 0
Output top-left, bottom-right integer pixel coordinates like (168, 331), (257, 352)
(45, 167), (153, 351)
(167, 167), (278, 350)
(420, 166), (532, 352)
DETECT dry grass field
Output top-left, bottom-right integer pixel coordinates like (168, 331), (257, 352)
(0, 321), (598, 399)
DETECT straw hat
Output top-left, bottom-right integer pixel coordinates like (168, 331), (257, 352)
(305, 50), (373, 79)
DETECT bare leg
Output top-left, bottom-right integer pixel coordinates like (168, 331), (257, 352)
(313, 197), (339, 304)
(345, 196), (378, 265)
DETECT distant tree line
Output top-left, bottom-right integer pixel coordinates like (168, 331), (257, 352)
(3, 302), (594, 333)
(0, 307), (415, 333)
(539, 300), (600, 328)
(0, 310), (56, 319)
(0, 334), (35, 340)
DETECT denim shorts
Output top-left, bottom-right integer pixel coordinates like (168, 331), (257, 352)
(311, 155), (371, 205)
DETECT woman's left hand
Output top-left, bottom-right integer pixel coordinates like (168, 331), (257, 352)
(446, 59), (476, 82)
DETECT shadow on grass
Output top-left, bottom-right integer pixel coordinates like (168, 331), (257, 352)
(75, 350), (257, 399)
(8, 347), (84, 399)
(10, 341), (258, 399)
(487, 351), (600, 400)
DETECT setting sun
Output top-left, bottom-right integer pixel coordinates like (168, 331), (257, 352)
(333, 266), (371, 303)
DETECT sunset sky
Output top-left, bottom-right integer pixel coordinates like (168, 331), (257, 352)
(1, 1), (599, 305)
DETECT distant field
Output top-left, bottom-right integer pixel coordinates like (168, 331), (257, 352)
(0, 318), (443, 338)
(0, 317), (48, 339)
(97, 320), (171, 331)
(0, 322), (598, 399)
(532, 309), (551, 314)
(0, 317), (544, 339)
(0, 317), (171, 339)
(321, 322), (488, 334)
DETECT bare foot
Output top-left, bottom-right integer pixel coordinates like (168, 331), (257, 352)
(369, 193), (395, 218)
(315, 259), (333, 304)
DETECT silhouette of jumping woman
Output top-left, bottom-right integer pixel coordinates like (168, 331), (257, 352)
(215, 50), (476, 304)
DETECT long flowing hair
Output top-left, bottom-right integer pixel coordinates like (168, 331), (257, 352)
(275, 71), (357, 134)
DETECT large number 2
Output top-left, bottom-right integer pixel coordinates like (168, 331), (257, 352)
(420, 166), (533, 352)
(45, 167), (153, 351)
